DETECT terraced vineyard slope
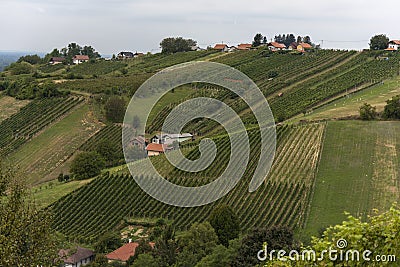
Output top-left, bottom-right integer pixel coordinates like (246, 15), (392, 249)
(52, 123), (325, 242)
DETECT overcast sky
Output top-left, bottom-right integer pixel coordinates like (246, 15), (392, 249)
(0, 0), (399, 55)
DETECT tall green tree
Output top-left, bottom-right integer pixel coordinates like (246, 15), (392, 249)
(383, 95), (400, 119)
(160, 37), (197, 53)
(252, 33), (263, 47)
(70, 152), (105, 180)
(153, 224), (178, 266)
(0, 164), (57, 266)
(176, 222), (219, 267)
(105, 96), (126, 123)
(233, 226), (294, 267)
(359, 103), (378, 120)
(369, 34), (389, 50)
(208, 204), (240, 247)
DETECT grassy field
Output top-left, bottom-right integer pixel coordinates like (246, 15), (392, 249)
(304, 120), (400, 237)
(0, 95), (30, 123)
(8, 104), (103, 185)
(291, 76), (400, 122)
(31, 179), (94, 209)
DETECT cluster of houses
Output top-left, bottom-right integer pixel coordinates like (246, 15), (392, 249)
(59, 240), (155, 266)
(49, 55), (90, 65)
(117, 51), (145, 60)
(385, 40), (400, 51)
(212, 42), (313, 53)
(130, 132), (194, 156)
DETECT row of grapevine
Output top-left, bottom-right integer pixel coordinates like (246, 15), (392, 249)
(51, 123), (326, 242)
(0, 97), (84, 157)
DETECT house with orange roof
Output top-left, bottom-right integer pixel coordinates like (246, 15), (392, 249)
(213, 44), (229, 52)
(386, 40), (400, 51)
(145, 143), (172, 156)
(72, 55), (90, 64)
(267, 42), (287, 52)
(106, 242), (155, 264)
(237, 43), (252, 50)
(297, 42), (313, 52)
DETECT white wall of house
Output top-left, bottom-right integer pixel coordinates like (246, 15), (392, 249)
(388, 43), (399, 50)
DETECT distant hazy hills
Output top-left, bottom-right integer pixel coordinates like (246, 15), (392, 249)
(0, 51), (45, 71)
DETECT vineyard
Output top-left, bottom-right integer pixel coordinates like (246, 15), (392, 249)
(51, 123), (325, 242)
(79, 124), (124, 166)
(0, 97), (84, 157)
(212, 49), (400, 121)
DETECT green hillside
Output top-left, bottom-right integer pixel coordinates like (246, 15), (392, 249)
(1, 48), (400, 247)
(305, 120), (400, 237)
(51, 124), (325, 242)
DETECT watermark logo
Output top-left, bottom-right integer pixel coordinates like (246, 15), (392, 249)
(122, 61), (276, 207)
(257, 238), (396, 263)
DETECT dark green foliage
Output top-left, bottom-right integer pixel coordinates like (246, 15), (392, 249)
(3, 78), (68, 99)
(176, 222), (219, 267)
(196, 239), (241, 267)
(153, 224), (178, 266)
(79, 125), (126, 167)
(369, 34), (389, 50)
(209, 204), (240, 247)
(95, 140), (120, 165)
(233, 226), (294, 267)
(6, 61), (34, 75)
(130, 254), (159, 267)
(17, 54), (42, 65)
(86, 254), (108, 267)
(252, 33), (263, 47)
(70, 152), (105, 180)
(160, 37), (197, 53)
(383, 95), (400, 119)
(94, 232), (122, 253)
(105, 96), (126, 123)
(0, 165), (57, 266)
(359, 103), (378, 120)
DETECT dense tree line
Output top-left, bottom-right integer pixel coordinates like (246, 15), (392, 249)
(360, 95), (400, 120)
(44, 43), (101, 64)
(160, 37), (197, 53)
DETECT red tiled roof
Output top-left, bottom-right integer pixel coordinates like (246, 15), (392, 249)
(73, 55), (90, 60)
(50, 57), (65, 62)
(146, 143), (168, 153)
(213, 44), (228, 50)
(299, 42), (313, 49)
(237, 43), (252, 50)
(268, 42), (286, 49)
(106, 242), (155, 262)
(390, 40), (400, 45)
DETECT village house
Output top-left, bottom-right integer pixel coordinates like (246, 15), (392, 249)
(237, 43), (252, 50)
(49, 57), (65, 65)
(267, 42), (287, 52)
(133, 52), (144, 58)
(297, 42), (313, 52)
(72, 55), (89, 64)
(106, 242), (155, 264)
(118, 51), (134, 60)
(386, 40), (400, 51)
(145, 143), (172, 156)
(151, 133), (193, 145)
(213, 44), (229, 52)
(130, 136), (146, 149)
(59, 247), (94, 267)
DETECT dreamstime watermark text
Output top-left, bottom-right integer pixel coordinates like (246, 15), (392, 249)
(257, 239), (396, 263)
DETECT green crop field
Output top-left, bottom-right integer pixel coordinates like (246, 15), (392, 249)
(304, 120), (400, 238)
(8, 104), (102, 184)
